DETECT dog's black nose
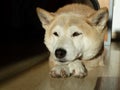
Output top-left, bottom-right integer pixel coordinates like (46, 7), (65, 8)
(55, 48), (66, 59)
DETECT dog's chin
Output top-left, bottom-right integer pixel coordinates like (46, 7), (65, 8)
(59, 60), (67, 63)
(56, 59), (67, 63)
(56, 58), (75, 64)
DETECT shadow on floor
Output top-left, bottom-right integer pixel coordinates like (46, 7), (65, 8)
(1, 27), (48, 68)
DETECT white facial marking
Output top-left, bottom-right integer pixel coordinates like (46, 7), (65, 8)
(45, 25), (84, 62)
(45, 23), (103, 62)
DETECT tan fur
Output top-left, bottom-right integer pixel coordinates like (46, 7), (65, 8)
(36, 4), (108, 78)
(56, 4), (95, 16)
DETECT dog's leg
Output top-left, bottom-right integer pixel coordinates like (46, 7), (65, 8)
(68, 60), (87, 78)
(49, 55), (70, 78)
(49, 65), (70, 78)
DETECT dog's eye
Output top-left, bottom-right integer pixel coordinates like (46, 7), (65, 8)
(53, 32), (59, 36)
(72, 32), (82, 37)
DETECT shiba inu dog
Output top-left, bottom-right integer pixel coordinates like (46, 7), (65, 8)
(36, 4), (108, 78)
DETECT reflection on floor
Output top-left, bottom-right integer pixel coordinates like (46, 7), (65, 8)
(0, 42), (120, 90)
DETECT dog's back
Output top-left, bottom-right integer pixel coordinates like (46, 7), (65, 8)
(56, 4), (95, 17)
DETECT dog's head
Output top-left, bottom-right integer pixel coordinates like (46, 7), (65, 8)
(36, 5), (108, 63)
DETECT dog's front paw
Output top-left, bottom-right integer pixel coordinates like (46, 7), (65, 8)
(50, 65), (70, 78)
(68, 60), (87, 78)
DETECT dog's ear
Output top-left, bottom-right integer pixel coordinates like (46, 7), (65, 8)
(36, 7), (54, 29)
(87, 7), (108, 32)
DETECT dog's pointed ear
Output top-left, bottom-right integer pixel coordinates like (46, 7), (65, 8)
(36, 7), (54, 29)
(87, 7), (108, 32)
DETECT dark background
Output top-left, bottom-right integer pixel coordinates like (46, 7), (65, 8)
(2, 0), (99, 67)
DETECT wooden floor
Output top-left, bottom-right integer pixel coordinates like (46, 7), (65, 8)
(0, 42), (120, 90)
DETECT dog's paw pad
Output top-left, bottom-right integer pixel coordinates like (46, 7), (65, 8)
(71, 68), (87, 78)
(73, 70), (87, 78)
(50, 65), (70, 78)
(60, 69), (68, 78)
(49, 70), (60, 78)
(68, 60), (87, 78)
(74, 67), (87, 78)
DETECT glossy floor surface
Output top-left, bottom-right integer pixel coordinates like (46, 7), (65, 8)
(0, 42), (120, 90)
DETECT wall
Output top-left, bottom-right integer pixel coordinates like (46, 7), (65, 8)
(112, 0), (120, 38)
(98, 0), (120, 39)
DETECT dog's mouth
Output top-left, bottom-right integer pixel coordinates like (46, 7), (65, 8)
(57, 59), (67, 63)
(57, 58), (76, 64)
(59, 60), (67, 63)
(58, 60), (72, 64)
